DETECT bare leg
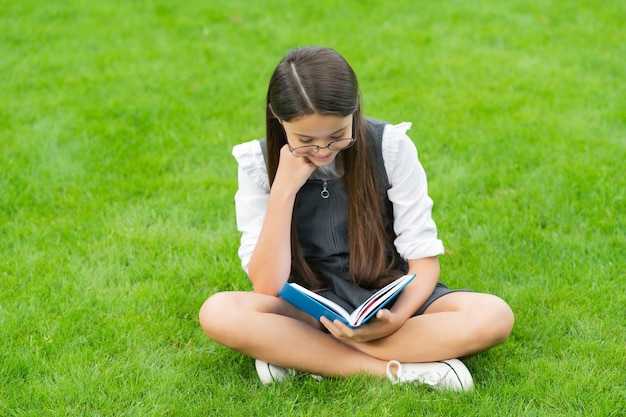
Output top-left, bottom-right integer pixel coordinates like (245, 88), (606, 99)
(199, 291), (513, 375)
(346, 292), (514, 362)
(199, 291), (389, 377)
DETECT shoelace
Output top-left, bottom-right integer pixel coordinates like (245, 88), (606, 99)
(400, 368), (446, 386)
(387, 360), (450, 386)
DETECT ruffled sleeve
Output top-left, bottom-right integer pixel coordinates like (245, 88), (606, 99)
(232, 140), (270, 273)
(232, 140), (270, 191)
(381, 123), (445, 260)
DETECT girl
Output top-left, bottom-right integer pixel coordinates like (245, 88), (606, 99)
(199, 46), (514, 391)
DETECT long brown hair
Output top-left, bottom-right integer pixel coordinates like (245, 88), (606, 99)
(265, 46), (399, 289)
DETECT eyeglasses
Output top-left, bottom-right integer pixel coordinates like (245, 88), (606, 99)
(287, 117), (357, 157)
(288, 137), (356, 157)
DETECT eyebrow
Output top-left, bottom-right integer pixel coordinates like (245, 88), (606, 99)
(293, 124), (350, 140)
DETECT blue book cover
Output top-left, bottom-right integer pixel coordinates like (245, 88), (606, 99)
(278, 274), (415, 328)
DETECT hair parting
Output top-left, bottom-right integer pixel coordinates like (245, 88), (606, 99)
(289, 62), (316, 112)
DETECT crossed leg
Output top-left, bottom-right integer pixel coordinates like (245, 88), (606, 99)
(343, 292), (514, 363)
(198, 290), (513, 378)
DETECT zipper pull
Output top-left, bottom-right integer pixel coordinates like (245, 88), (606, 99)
(320, 181), (330, 199)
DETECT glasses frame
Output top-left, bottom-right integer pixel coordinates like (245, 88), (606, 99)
(287, 117), (357, 157)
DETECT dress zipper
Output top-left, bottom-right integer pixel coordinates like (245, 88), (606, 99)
(320, 181), (330, 199)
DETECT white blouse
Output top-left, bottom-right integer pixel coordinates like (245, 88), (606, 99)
(232, 122), (445, 273)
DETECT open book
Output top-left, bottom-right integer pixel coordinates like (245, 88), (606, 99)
(278, 274), (416, 328)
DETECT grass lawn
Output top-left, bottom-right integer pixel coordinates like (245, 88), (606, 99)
(1, 0), (624, 415)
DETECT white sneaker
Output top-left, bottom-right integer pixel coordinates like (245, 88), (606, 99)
(255, 360), (297, 384)
(386, 359), (474, 391)
(255, 360), (323, 385)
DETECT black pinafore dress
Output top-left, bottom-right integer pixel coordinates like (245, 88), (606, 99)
(263, 119), (459, 316)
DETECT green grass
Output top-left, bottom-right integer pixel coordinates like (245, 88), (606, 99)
(1, 0), (624, 415)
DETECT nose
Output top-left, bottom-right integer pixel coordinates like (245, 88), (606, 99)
(316, 150), (332, 159)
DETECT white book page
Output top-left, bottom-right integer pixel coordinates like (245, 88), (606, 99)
(289, 283), (352, 321)
(351, 275), (413, 323)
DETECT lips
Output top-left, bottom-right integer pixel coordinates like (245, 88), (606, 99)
(311, 154), (334, 164)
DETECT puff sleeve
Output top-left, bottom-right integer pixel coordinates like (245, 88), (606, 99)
(382, 123), (445, 260)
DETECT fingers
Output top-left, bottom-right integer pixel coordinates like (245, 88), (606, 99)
(320, 310), (398, 343)
(274, 145), (316, 192)
(320, 317), (354, 340)
(376, 308), (391, 321)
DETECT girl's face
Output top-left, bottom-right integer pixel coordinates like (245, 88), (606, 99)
(281, 113), (353, 167)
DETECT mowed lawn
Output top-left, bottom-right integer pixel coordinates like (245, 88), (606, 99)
(1, 1), (624, 416)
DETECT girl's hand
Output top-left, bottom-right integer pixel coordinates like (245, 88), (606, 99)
(320, 308), (404, 343)
(272, 144), (317, 195)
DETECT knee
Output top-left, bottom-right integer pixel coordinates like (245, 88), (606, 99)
(475, 295), (514, 346)
(199, 292), (241, 343)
